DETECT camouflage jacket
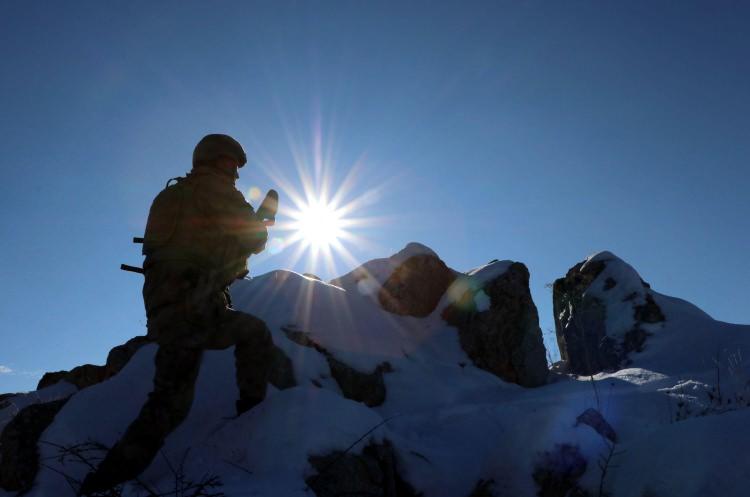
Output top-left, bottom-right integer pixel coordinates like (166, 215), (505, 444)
(142, 167), (267, 289)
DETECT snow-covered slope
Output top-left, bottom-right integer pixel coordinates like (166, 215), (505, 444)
(1, 247), (749, 497)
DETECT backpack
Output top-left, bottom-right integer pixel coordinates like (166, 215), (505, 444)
(142, 177), (193, 257)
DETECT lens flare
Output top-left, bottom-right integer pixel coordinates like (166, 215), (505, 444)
(268, 237), (285, 255)
(248, 186), (263, 202)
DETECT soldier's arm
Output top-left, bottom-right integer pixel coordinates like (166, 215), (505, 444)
(223, 188), (269, 255)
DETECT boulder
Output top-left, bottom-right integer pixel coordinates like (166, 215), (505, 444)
(379, 253), (456, 317)
(37, 364), (106, 391)
(327, 358), (391, 407)
(443, 262), (549, 387)
(306, 441), (420, 497)
(467, 479), (496, 497)
(331, 242), (457, 318)
(553, 252), (666, 375)
(0, 393), (19, 411)
(0, 398), (70, 492)
(268, 344), (297, 390)
(103, 335), (152, 378)
(282, 326), (390, 406)
(37, 336), (152, 391)
(532, 444), (588, 497)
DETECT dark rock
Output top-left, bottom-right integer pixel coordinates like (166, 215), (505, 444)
(104, 336), (151, 379)
(0, 398), (70, 492)
(574, 408), (617, 443)
(37, 336), (152, 391)
(379, 254), (456, 317)
(307, 440), (421, 497)
(282, 326), (326, 352)
(622, 327), (649, 355)
(443, 263), (548, 387)
(634, 294), (665, 324)
(282, 326), (389, 406)
(327, 358), (389, 407)
(268, 345), (297, 390)
(622, 292), (638, 302)
(37, 364), (105, 391)
(553, 255), (666, 375)
(468, 479), (496, 497)
(532, 444), (588, 497)
(554, 291), (619, 375)
(553, 260), (608, 375)
(0, 393), (19, 411)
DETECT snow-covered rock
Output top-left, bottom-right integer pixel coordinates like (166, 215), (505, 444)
(37, 336), (151, 391)
(442, 261), (548, 387)
(553, 251), (666, 375)
(2, 246), (750, 497)
(332, 242), (457, 317)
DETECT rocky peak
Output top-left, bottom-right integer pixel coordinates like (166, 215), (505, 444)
(331, 242), (457, 317)
(442, 261), (549, 387)
(553, 251), (666, 375)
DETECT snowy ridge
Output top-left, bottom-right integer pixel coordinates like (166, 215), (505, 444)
(2, 247), (750, 497)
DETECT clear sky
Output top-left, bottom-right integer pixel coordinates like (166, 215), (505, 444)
(1, 1), (749, 393)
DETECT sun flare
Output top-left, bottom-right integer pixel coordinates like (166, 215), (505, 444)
(290, 199), (344, 249)
(253, 118), (391, 277)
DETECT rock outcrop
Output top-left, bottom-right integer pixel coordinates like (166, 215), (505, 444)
(0, 393), (19, 411)
(282, 326), (391, 406)
(37, 336), (151, 390)
(306, 441), (420, 497)
(0, 398), (70, 492)
(443, 262), (549, 387)
(553, 252), (665, 375)
(532, 444), (588, 497)
(268, 344), (297, 390)
(378, 252), (456, 317)
(331, 242), (457, 318)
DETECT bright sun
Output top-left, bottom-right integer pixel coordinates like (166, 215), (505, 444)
(291, 199), (344, 249)
(255, 119), (385, 276)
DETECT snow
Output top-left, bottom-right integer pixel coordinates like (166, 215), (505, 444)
(31, 344), (158, 491)
(5, 248), (750, 497)
(581, 251), (653, 340)
(466, 259), (514, 284)
(439, 259), (514, 315)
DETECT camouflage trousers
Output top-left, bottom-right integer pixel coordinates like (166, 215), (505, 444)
(80, 264), (273, 494)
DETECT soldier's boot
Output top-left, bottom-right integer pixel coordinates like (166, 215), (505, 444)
(79, 345), (202, 494)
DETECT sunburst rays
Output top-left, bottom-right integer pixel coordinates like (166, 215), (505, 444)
(254, 121), (388, 282)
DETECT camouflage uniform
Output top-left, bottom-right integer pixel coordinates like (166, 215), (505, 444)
(80, 166), (273, 494)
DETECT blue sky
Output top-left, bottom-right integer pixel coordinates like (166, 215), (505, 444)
(1, 1), (749, 392)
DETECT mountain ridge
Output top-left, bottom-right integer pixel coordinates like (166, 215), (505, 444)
(1, 243), (749, 497)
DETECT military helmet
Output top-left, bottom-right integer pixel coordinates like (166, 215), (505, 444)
(192, 134), (247, 168)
